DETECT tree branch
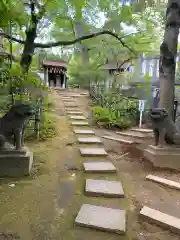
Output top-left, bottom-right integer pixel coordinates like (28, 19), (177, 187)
(0, 32), (25, 44)
(0, 30), (137, 53)
(35, 30), (136, 53)
(117, 57), (134, 69)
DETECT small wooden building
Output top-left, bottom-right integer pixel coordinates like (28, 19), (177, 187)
(43, 60), (68, 88)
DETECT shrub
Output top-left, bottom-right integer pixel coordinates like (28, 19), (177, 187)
(92, 93), (138, 129)
(39, 111), (57, 140)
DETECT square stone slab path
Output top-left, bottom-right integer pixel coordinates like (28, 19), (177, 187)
(70, 116), (86, 120)
(71, 121), (89, 126)
(73, 129), (95, 135)
(78, 137), (102, 144)
(85, 179), (124, 197)
(75, 204), (126, 234)
(83, 161), (116, 173)
(80, 148), (107, 156)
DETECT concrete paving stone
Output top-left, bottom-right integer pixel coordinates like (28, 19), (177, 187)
(71, 121), (89, 126)
(73, 129), (95, 135)
(85, 179), (124, 197)
(80, 148), (107, 156)
(146, 174), (180, 191)
(83, 161), (116, 173)
(78, 137), (102, 144)
(70, 115), (86, 120)
(140, 206), (180, 235)
(67, 111), (83, 115)
(102, 135), (135, 144)
(75, 204), (126, 234)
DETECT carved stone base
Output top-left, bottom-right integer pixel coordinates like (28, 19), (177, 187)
(0, 147), (33, 177)
(144, 145), (180, 171)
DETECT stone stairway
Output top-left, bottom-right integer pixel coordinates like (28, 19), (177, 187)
(116, 129), (153, 139)
(61, 93), (126, 235)
(140, 174), (180, 234)
(60, 91), (180, 236)
(102, 127), (153, 145)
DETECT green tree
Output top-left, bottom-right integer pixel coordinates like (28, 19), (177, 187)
(0, 0), (140, 74)
(159, 0), (180, 119)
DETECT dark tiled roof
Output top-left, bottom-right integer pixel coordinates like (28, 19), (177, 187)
(43, 60), (68, 67)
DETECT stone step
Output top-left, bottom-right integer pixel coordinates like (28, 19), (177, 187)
(75, 204), (126, 234)
(63, 100), (74, 102)
(83, 161), (116, 173)
(62, 97), (73, 99)
(67, 111), (83, 115)
(71, 121), (89, 126)
(71, 94), (82, 97)
(66, 108), (82, 112)
(62, 99), (73, 102)
(85, 179), (124, 197)
(61, 97), (72, 99)
(64, 104), (78, 107)
(62, 97), (73, 100)
(80, 148), (108, 157)
(146, 174), (180, 191)
(70, 116), (86, 120)
(73, 129), (95, 135)
(78, 137), (102, 144)
(140, 206), (180, 235)
(102, 135), (137, 144)
(131, 128), (153, 134)
(116, 131), (152, 139)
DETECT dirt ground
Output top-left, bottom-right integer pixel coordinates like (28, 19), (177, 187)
(0, 89), (179, 240)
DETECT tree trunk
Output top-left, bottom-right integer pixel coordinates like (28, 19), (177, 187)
(74, 21), (89, 66)
(20, 26), (37, 73)
(159, 0), (180, 119)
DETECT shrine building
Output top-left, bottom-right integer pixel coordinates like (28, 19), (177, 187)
(43, 60), (68, 88)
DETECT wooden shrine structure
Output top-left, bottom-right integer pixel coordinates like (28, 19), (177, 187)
(43, 60), (68, 88)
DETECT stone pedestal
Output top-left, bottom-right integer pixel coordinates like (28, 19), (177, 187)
(0, 147), (33, 177)
(144, 145), (180, 171)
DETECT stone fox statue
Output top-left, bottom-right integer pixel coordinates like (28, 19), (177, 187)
(0, 103), (35, 150)
(149, 108), (180, 146)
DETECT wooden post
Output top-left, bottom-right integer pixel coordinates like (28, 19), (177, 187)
(34, 99), (42, 140)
